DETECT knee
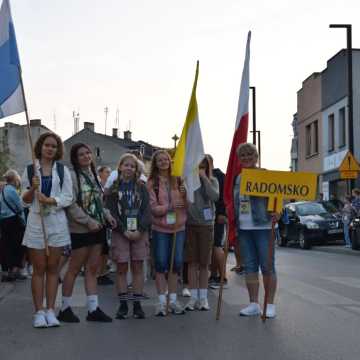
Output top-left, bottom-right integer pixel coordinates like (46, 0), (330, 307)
(117, 263), (128, 275)
(86, 264), (98, 276)
(131, 261), (143, 275)
(32, 263), (46, 276)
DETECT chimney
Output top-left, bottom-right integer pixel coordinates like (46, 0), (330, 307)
(112, 128), (118, 138)
(30, 119), (41, 127)
(84, 122), (94, 132)
(124, 130), (132, 141)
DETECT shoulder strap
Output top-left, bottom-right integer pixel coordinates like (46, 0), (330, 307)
(56, 162), (65, 189)
(27, 164), (34, 187)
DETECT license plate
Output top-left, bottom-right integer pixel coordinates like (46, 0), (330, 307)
(328, 229), (342, 234)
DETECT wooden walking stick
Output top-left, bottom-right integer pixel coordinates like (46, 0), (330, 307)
(261, 198), (277, 323)
(19, 68), (49, 256)
(166, 231), (177, 315)
(216, 221), (229, 320)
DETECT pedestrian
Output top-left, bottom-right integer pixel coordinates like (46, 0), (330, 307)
(0, 169), (26, 282)
(58, 143), (116, 323)
(147, 150), (187, 316)
(351, 188), (360, 215)
(342, 196), (355, 248)
(21, 132), (73, 328)
(96, 165), (114, 286)
(233, 143), (277, 318)
(207, 155), (228, 289)
(105, 153), (151, 320)
(185, 155), (219, 311)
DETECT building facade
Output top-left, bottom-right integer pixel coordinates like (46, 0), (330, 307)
(0, 119), (50, 175)
(294, 49), (360, 200)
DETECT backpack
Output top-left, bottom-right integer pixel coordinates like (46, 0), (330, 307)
(27, 162), (65, 189)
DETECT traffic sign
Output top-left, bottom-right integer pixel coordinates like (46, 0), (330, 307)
(340, 170), (359, 179)
(339, 151), (360, 172)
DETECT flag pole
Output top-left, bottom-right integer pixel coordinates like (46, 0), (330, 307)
(18, 67), (49, 256)
(216, 221), (229, 320)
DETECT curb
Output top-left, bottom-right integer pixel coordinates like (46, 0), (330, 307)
(0, 283), (15, 302)
(312, 246), (360, 257)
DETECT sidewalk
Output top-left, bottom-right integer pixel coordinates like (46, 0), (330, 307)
(312, 244), (360, 257)
(0, 282), (14, 302)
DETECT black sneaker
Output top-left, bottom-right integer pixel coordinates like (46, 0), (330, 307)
(133, 301), (145, 319)
(97, 275), (114, 286)
(86, 307), (112, 322)
(116, 301), (128, 320)
(57, 307), (80, 323)
(208, 276), (218, 287)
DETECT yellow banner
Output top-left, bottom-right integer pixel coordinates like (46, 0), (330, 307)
(240, 169), (318, 212)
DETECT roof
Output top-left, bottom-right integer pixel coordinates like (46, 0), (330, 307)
(64, 128), (160, 159)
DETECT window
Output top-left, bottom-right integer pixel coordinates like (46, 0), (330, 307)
(306, 124), (311, 157)
(328, 114), (335, 152)
(305, 120), (319, 157)
(96, 147), (100, 157)
(313, 120), (319, 154)
(339, 107), (346, 148)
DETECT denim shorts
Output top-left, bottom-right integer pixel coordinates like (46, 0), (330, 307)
(152, 230), (185, 273)
(237, 229), (276, 275)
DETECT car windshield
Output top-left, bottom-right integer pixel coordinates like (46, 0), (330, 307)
(296, 203), (328, 216)
(320, 201), (338, 214)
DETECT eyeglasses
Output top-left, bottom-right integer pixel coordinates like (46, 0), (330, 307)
(239, 152), (256, 158)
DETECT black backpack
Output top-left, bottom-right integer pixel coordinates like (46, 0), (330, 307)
(27, 162), (65, 189)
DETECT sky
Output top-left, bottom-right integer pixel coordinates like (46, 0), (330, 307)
(5, 0), (360, 171)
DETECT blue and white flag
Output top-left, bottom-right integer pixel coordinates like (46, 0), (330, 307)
(0, 0), (24, 119)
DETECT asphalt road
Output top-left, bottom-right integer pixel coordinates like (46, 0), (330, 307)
(1, 247), (360, 360)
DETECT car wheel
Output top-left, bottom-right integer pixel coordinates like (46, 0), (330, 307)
(299, 230), (311, 250)
(352, 227), (360, 250)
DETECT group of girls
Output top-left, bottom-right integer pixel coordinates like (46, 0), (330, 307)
(22, 132), (220, 328)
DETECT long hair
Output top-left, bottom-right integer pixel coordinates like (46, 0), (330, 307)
(70, 143), (102, 206)
(149, 150), (180, 199)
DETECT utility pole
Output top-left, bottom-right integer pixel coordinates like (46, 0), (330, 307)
(104, 106), (109, 135)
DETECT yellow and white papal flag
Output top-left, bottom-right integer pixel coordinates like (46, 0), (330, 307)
(172, 61), (205, 202)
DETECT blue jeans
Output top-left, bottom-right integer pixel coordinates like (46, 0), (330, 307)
(238, 229), (276, 275)
(152, 230), (185, 273)
(343, 222), (351, 246)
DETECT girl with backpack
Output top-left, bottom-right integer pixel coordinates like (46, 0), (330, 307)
(147, 150), (187, 316)
(105, 153), (151, 320)
(21, 132), (73, 328)
(58, 143), (116, 323)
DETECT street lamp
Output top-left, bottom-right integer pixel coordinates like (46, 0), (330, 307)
(250, 130), (261, 167)
(172, 134), (179, 149)
(250, 86), (257, 145)
(329, 24), (354, 155)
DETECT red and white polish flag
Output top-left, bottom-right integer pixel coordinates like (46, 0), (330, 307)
(224, 31), (251, 246)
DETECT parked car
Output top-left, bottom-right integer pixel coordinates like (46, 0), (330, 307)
(278, 201), (343, 249)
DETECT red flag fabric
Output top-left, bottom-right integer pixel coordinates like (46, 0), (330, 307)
(224, 31), (251, 246)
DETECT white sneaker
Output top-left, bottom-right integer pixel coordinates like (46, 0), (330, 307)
(198, 298), (210, 311)
(33, 310), (48, 328)
(185, 298), (198, 311)
(182, 288), (191, 297)
(263, 304), (276, 318)
(239, 303), (261, 316)
(155, 303), (166, 317)
(169, 301), (185, 315)
(45, 309), (60, 327)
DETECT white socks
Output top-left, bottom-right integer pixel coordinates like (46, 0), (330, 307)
(199, 289), (207, 300)
(159, 293), (177, 304)
(159, 294), (166, 305)
(190, 289), (199, 300)
(61, 296), (71, 311)
(87, 295), (98, 313)
(169, 293), (177, 304)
